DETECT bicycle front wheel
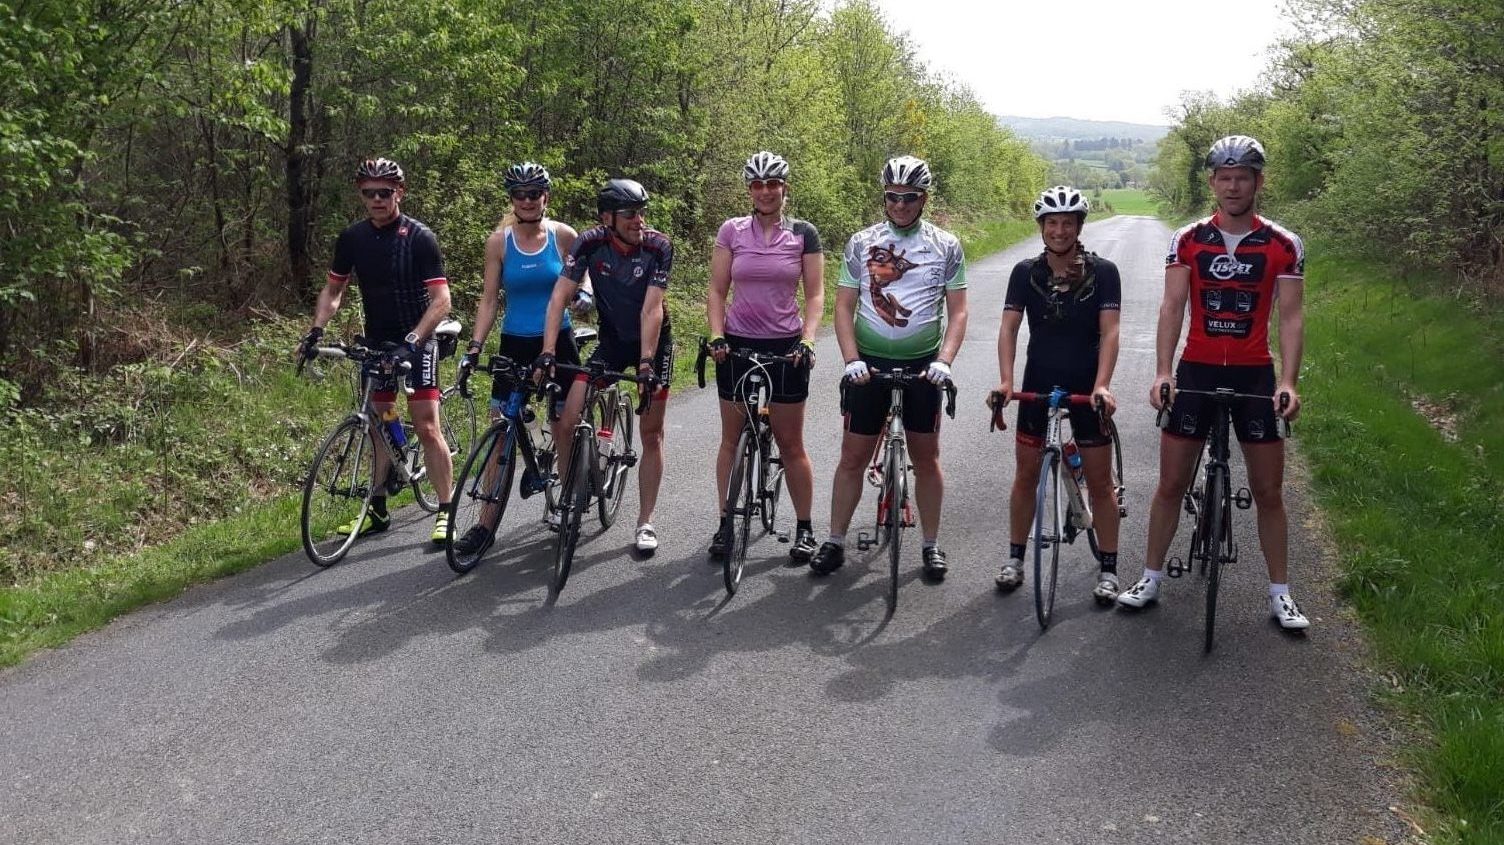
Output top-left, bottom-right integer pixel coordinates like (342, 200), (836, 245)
(722, 427), (754, 595)
(1202, 464), (1230, 653)
(301, 418), (376, 567)
(595, 391), (635, 528)
(1033, 450), (1063, 629)
(551, 432), (591, 596)
(446, 422), (514, 574)
(886, 438), (907, 613)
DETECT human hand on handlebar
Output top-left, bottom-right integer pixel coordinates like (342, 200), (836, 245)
(925, 360), (952, 385)
(1149, 375), (1174, 410)
(1093, 385), (1117, 417)
(843, 359), (870, 385)
(708, 335), (730, 364)
(1276, 384), (1300, 421)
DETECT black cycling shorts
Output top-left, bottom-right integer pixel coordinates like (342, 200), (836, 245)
(493, 330), (579, 413)
(842, 354), (942, 437)
(1015, 363), (1109, 448)
(1165, 361), (1283, 444)
(714, 333), (810, 404)
(586, 324), (674, 397)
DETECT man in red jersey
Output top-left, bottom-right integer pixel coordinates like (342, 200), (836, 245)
(1116, 135), (1310, 631)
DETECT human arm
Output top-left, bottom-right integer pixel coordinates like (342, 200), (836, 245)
(1152, 265), (1191, 410)
(1275, 276), (1304, 420)
(707, 243), (732, 363)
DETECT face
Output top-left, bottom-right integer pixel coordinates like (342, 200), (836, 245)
(358, 179), (403, 224)
(883, 183), (926, 228)
(747, 178), (787, 216)
(1039, 213), (1082, 253)
(601, 206), (646, 244)
(1209, 167), (1263, 217)
(510, 187), (548, 222)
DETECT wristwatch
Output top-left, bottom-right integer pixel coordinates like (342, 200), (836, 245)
(404, 331), (422, 347)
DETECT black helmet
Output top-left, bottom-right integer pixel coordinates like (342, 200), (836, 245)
(1205, 135), (1266, 172)
(597, 178), (649, 214)
(504, 161), (551, 192)
(355, 157), (405, 184)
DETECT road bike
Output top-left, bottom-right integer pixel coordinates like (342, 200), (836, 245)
(849, 370), (956, 613)
(297, 321), (476, 566)
(1160, 384), (1290, 652)
(990, 388), (1125, 630)
(543, 358), (650, 596)
(694, 338), (799, 595)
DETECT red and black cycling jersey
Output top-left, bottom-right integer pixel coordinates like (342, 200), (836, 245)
(1165, 211), (1303, 366)
(328, 214), (447, 343)
(562, 225), (672, 345)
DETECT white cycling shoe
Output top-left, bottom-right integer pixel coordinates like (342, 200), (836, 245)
(1092, 572), (1120, 605)
(1115, 574), (1161, 608)
(1271, 593), (1311, 630)
(635, 524), (659, 553)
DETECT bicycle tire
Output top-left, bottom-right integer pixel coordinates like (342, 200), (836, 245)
(550, 431), (590, 596)
(301, 418), (376, 567)
(596, 391), (634, 527)
(1033, 450), (1063, 629)
(722, 427), (754, 595)
(1203, 464), (1229, 653)
(759, 428), (783, 533)
(446, 422), (514, 574)
(886, 438), (906, 612)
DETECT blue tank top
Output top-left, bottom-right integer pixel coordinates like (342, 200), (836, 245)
(500, 225), (569, 337)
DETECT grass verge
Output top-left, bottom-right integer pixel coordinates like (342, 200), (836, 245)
(1300, 252), (1504, 843)
(1095, 188), (1161, 217)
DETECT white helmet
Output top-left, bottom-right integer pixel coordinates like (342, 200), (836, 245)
(1033, 185), (1089, 220)
(881, 155), (933, 190)
(743, 151), (790, 183)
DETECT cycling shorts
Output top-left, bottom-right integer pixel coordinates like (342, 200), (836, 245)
(714, 333), (810, 404)
(1165, 361), (1283, 444)
(1015, 364), (1109, 449)
(842, 354), (942, 437)
(586, 324), (674, 399)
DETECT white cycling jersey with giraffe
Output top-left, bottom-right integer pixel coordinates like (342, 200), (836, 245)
(839, 219), (967, 359)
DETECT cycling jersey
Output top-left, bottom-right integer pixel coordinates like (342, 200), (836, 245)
(839, 219), (966, 359)
(328, 214), (447, 343)
(500, 224), (569, 337)
(1165, 212), (1303, 366)
(562, 225), (671, 345)
(716, 215), (822, 338)
(1004, 248), (1121, 376)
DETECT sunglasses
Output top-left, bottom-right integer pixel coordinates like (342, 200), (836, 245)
(360, 187), (396, 200)
(614, 207), (646, 219)
(510, 189), (545, 201)
(884, 191), (923, 205)
(748, 179), (786, 191)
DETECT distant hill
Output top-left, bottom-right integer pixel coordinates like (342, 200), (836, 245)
(998, 115), (1169, 143)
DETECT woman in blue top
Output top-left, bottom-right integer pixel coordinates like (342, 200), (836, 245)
(454, 162), (587, 553)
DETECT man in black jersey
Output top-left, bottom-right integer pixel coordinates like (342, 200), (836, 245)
(297, 158), (456, 544)
(992, 186), (1123, 602)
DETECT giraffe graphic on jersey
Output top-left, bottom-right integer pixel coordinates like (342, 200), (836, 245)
(865, 243), (916, 327)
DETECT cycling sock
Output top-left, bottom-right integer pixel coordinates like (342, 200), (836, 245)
(371, 497), (388, 517)
(1009, 542), (1025, 561)
(796, 519), (813, 532)
(1098, 551), (1118, 574)
(922, 539), (937, 551)
(1268, 582), (1290, 598)
(827, 534), (845, 548)
(1144, 567), (1164, 582)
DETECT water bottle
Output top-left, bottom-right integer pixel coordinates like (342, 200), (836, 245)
(596, 423), (614, 456)
(1062, 440), (1093, 529)
(382, 407), (407, 448)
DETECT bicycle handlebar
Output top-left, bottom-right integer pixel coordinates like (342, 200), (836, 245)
(840, 371), (957, 419)
(547, 361), (655, 416)
(987, 388), (1104, 433)
(695, 336), (805, 389)
(1156, 383), (1293, 435)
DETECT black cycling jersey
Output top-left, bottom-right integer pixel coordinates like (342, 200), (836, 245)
(1004, 248), (1121, 377)
(328, 214), (447, 342)
(561, 225), (672, 345)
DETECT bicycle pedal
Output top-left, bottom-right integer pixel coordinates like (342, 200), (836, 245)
(855, 531), (875, 551)
(1166, 557), (1186, 578)
(1235, 487), (1253, 509)
(621, 453), (638, 468)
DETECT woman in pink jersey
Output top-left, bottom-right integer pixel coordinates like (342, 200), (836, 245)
(706, 151), (825, 563)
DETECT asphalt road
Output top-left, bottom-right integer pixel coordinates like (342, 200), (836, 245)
(2, 215), (1411, 844)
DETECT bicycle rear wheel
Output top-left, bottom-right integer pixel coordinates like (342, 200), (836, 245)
(1033, 450), (1063, 629)
(722, 427), (754, 595)
(446, 422), (514, 574)
(759, 428), (784, 534)
(886, 438), (907, 612)
(1202, 464), (1230, 653)
(595, 391), (634, 528)
(550, 432), (590, 596)
(301, 418), (376, 567)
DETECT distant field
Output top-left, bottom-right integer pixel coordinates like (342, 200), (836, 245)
(1096, 188), (1159, 217)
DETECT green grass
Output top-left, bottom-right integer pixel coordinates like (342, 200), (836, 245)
(1299, 252), (1504, 843)
(1095, 188), (1161, 217)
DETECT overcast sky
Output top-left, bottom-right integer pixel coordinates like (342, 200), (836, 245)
(870, 0), (1298, 126)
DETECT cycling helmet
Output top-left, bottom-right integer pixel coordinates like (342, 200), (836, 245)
(743, 151), (790, 183)
(596, 178), (650, 214)
(881, 155), (933, 190)
(355, 157), (404, 184)
(1205, 135), (1266, 172)
(1034, 185), (1090, 220)
(503, 161), (551, 192)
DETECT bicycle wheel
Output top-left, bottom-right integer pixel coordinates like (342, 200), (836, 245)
(301, 418), (377, 567)
(550, 432), (590, 596)
(1202, 464), (1230, 653)
(758, 428), (784, 533)
(446, 422), (514, 574)
(722, 427), (754, 595)
(886, 438), (906, 612)
(1033, 450), (1063, 629)
(595, 391), (634, 528)
(411, 390), (476, 514)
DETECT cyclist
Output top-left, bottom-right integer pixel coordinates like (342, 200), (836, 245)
(1116, 135), (1310, 631)
(808, 155), (968, 581)
(993, 186), (1122, 601)
(707, 151), (824, 564)
(296, 157), (455, 544)
(536, 178), (673, 553)
(451, 162), (590, 556)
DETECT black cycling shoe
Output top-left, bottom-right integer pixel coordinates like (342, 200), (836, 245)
(921, 545), (949, 580)
(452, 525), (494, 557)
(788, 527), (818, 564)
(708, 522), (732, 560)
(808, 541), (845, 576)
